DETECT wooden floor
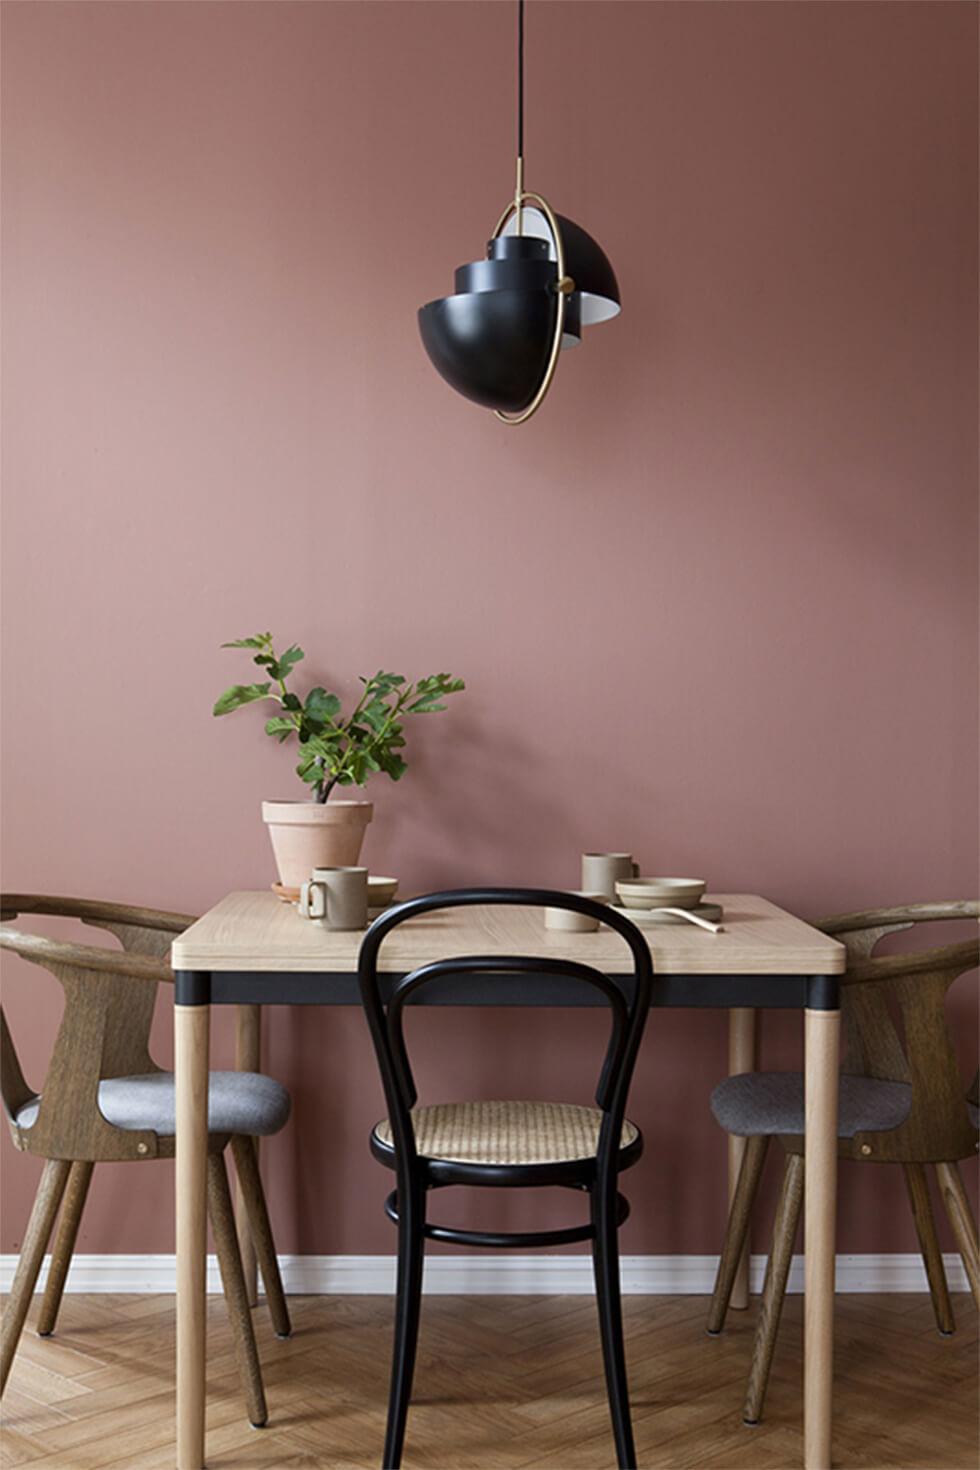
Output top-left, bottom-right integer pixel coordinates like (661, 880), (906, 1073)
(1, 1293), (976, 1469)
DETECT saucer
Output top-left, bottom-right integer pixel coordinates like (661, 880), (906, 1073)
(613, 901), (723, 926)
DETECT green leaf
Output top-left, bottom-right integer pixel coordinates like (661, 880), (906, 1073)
(276, 644), (305, 677)
(282, 692), (302, 711)
(213, 682), (271, 715)
(378, 751), (407, 780)
(221, 634), (271, 650)
(264, 716), (297, 744)
(304, 687), (342, 727)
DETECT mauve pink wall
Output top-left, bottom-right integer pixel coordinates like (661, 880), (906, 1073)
(1, 1), (976, 1259)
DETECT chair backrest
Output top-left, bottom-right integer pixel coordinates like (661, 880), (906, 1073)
(816, 902), (979, 1163)
(357, 888), (654, 1184)
(0, 895), (195, 1162)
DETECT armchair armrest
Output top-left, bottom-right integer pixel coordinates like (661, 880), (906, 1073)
(0, 894), (196, 933)
(818, 901), (979, 937)
(0, 926), (172, 983)
(843, 937), (979, 987)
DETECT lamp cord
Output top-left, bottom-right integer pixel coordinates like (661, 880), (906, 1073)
(518, 0), (524, 164)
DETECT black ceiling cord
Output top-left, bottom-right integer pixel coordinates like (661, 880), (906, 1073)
(518, 0), (525, 163)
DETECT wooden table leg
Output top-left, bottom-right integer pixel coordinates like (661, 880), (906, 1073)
(803, 1002), (839, 1470)
(176, 992), (210, 1470)
(728, 1008), (759, 1310)
(235, 1004), (261, 1307)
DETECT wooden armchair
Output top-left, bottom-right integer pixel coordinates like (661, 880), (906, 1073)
(706, 901), (979, 1425)
(0, 895), (292, 1427)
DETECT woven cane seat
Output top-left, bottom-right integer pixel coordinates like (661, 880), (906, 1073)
(372, 1100), (639, 1166)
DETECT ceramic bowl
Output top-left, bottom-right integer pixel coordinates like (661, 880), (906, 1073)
(544, 892), (609, 932)
(614, 877), (706, 910)
(368, 875), (399, 907)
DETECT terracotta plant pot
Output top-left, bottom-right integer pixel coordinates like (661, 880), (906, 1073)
(261, 800), (373, 887)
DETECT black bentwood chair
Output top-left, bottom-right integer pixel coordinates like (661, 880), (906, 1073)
(357, 888), (654, 1470)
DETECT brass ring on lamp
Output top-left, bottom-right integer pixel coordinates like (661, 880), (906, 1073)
(490, 191), (574, 426)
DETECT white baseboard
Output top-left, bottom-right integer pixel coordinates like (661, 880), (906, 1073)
(0, 1252), (968, 1296)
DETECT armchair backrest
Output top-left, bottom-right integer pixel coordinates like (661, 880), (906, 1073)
(816, 902), (979, 1163)
(0, 895), (195, 1162)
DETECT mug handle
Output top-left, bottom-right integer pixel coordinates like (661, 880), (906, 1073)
(299, 880), (326, 919)
(631, 860), (640, 878)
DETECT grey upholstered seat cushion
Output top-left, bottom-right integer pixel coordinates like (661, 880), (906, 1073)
(15, 1071), (290, 1137)
(710, 1071), (911, 1138)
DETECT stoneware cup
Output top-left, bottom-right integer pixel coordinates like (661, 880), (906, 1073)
(544, 892), (609, 932)
(581, 852), (640, 901)
(299, 866), (369, 931)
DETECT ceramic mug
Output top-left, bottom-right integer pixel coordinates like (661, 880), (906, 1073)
(545, 891), (609, 932)
(581, 852), (640, 901)
(299, 866), (369, 931)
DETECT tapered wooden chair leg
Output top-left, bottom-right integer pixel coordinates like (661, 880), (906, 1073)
(744, 1152), (804, 1426)
(37, 1160), (95, 1338)
(231, 1134), (291, 1338)
(207, 1151), (268, 1428)
(902, 1162), (954, 1334)
(1, 1159), (72, 1394)
(936, 1160), (980, 1309)
(708, 1134), (769, 1334)
(593, 1181), (636, 1470)
(383, 1183), (426, 1470)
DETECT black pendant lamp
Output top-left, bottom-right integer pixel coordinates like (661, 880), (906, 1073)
(418, 0), (620, 425)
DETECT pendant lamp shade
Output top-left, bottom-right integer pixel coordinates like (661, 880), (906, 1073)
(416, 1), (620, 424)
(503, 210), (621, 324)
(419, 285), (558, 415)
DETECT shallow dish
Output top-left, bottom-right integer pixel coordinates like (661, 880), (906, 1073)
(614, 901), (723, 928)
(615, 877), (706, 910)
(368, 876), (399, 907)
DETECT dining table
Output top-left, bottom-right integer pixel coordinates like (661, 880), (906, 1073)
(171, 890), (846, 1470)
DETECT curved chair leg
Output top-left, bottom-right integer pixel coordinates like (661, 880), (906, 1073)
(37, 1160), (95, 1338)
(903, 1163), (954, 1334)
(1, 1159), (71, 1394)
(592, 1177), (636, 1470)
(207, 1152), (268, 1428)
(231, 1135), (291, 1339)
(744, 1152), (804, 1426)
(383, 1179), (426, 1470)
(935, 1161), (980, 1309)
(707, 1135), (769, 1334)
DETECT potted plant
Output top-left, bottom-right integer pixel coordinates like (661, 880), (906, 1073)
(214, 633), (464, 886)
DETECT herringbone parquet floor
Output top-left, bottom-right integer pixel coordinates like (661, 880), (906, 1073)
(1, 1293), (976, 1469)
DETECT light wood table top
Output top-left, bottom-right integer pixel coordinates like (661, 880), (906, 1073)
(172, 891), (845, 977)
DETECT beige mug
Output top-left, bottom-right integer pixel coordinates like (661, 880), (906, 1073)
(299, 866), (369, 931)
(581, 852), (640, 901)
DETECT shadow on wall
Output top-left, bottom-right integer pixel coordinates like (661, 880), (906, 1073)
(375, 707), (582, 890)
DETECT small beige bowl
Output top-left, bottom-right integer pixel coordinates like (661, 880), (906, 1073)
(615, 877), (706, 910)
(545, 892), (609, 932)
(368, 875), (399, 907)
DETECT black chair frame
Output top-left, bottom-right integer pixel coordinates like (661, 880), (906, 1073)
(358, 887), (654, 1470)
